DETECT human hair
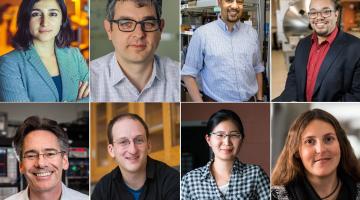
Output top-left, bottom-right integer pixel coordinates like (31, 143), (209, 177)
(107, 113), (149, 144)
(105, 0), (162, 21)
(271, 109), (360, 185)
(13, 116), (69, 161)
(206, 109), (245, 139)
(12, 0), (73, 50)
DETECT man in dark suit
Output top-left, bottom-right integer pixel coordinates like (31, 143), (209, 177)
(274, 0), (360, 102)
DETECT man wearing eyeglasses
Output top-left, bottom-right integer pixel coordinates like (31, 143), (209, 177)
(90, 0), (180, 102)
(91, 113), (179, 200)
(182, 0), (265, 102)
(5, 116), (88, 200)
(275, 0), (360, 102)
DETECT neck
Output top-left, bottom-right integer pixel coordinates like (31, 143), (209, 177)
(120, 166), (147, 190)
(28, 183), (62, 200)
(306, 172), (339, 199)
(221, 17), (236, 32)
(211, 158), (234, 186)
(116, 54), (154, 92)
(33, 40), (56, 57)
(317, 35), (328, 44)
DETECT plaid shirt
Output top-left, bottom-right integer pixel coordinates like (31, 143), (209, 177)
(181, 159), (270, 200)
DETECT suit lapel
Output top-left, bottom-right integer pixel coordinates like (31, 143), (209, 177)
(25, 46), (59, 100)
(312, 31), (345, 97)
(297, 37), (312, 99)
(56, 47), (74, 101)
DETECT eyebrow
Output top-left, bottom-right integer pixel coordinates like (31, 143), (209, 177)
(32, 8), (61, 12)
(302, 132), (336, 139)
(23, 148), (59, 154)
(309, 7), (332, 11)
(115, 16), (158, 21)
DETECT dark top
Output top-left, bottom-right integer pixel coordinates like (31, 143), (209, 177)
(91, 157), (180, 200)
(271, 173), (360, 200)
(52, 75), (62, 101)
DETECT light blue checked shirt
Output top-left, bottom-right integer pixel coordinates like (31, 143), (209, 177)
(182, 18), (264, 102)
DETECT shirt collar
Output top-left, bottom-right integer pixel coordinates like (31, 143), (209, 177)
(109, 54), (164, 87)
(200, 158), (243, 181)
(311, 26), (339, 45)
(24, 182), (67, 200)
(216, 18), (241, 32)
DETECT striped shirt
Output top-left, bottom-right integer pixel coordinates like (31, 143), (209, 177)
(90, 52), (180, 102)
(181, 18), (264, 102)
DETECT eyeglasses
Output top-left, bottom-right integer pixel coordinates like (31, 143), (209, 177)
(23, 150), (65, 161)
(308, 9), (334, 19)
(113, 136), (146, 148)
(109, 18), (161, 32)
(224, 0), (244, 4)
(209, 131), (242, 140)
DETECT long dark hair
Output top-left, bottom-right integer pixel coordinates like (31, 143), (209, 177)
(12, 0), (73, 50)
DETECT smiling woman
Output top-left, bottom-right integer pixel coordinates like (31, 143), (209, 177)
(0, 0), (89, 102)
(271, 109), (360, 200)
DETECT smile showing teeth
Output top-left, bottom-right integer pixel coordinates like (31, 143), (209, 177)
(35, 172), (52, 177)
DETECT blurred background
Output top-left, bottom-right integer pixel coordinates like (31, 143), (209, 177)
(90, 0), (180, 62)
(0, 103), (89, 199)
(271, 0), (360, 99)
(90, 102), (180, 193)
(181, 103), (270, 177)
(0, 0), (89, 60)
(271, 103), (360, 171)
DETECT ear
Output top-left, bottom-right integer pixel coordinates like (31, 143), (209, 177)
(147, 139), (152, 154)
(19, 162), (25, 174)
(108, 144), (115, 158)
(159, 19), (165, 32)
(205, 134), (211, 146)
(62, 154), (69, 170)
(104, 19), (113, 40)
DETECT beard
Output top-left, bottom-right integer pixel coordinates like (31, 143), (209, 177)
(225, 8), (242, 23)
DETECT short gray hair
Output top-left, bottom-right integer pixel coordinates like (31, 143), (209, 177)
(105, 0), (162, 20)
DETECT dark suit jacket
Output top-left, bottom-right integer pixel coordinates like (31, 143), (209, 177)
(274, 30), (360, 102)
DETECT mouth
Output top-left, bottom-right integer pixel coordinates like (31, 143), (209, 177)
(39, 29), (52, 33)
(314, 21), (328, 28)
(33, 171), (53, 177)
(125, 155), (140, 161)
(314, 157), (331, 164)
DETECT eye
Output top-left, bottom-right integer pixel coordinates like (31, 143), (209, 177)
(31, 11), (41, 17)
(25, 154), (38, 159)
(45, 152), (57, 158)
(119, 21), (134, 28)
(118, 140), (130, 146)
(49, 12), (58, 17)
(304, 138), (315, 145)
(134, 137), (145, 144)
(324, 136), (335, 144)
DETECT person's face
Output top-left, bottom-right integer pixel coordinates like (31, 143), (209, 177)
(309, 0), (338, 37)
(104, 1), (164, 65)
(206, 120), (242, 161)
(217, 0), (244, 24)
(299, 120), (341, 179)
(108, 118), (151, 174)
(29, 0), (63, 44)
(19, 130), (68, 193)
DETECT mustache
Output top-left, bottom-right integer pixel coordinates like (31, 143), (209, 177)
(227, 8), (240, 13)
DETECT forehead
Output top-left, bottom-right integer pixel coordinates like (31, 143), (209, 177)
(310, 0), (335, 10)
(23, 130), (60, 151)
(213, 120), (239, 131)
(33, 0), (61, 10)
(113, 1), (157, 19)
(301, 119), (336, 138)
(112, 118), (146, 138)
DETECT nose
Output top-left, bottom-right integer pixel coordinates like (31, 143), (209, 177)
(315, 141), (326, 153)
(34, 155), (48, 168)
(40, 15), (48, 27)
(132, 22), (146, 38)
(127, 141), (138, 154)
(222, 135), (231, 145)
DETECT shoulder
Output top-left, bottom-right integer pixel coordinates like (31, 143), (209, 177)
(271, 185), (290, 200)
(182, 165), (207, 183)
(357, 182), (360, 197)
(95, 168), (117, 187)
(4, 189), (27, 200)
(156, 56), (180, 74)
(62, 184), (89, 200)
(341, 32), (360, 46)
(151, 157), (179, 176)
(0, 49), (24, 64)
(90, 52), (114, 72)
(240, 162), (265, 174)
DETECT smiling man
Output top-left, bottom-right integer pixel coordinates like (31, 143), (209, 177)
(91, 113), (179, 200)
(275, 0), (360, 102)
(182, 0), (264, 102)
(90, 0), (179, 102)
(6, 116), (88, 200)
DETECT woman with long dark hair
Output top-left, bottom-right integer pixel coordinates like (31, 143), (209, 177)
(272, 109), (360, 199)
(0, 0), (89, 102)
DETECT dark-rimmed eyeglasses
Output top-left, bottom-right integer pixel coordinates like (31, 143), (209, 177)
(23, 150), (65, 161)
(209, 131), (242, 140)
(109, 18), (161, 32)
(308, 9), (334, 19)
